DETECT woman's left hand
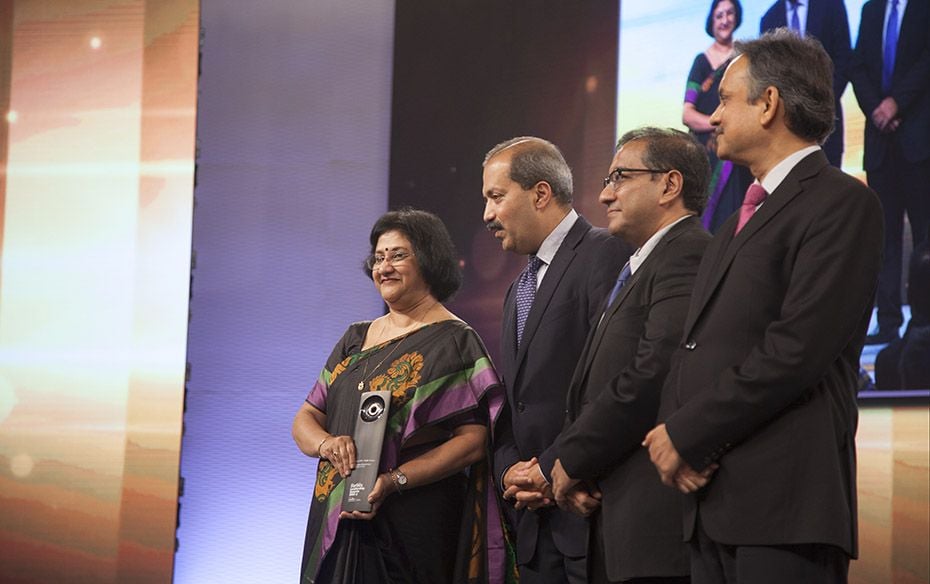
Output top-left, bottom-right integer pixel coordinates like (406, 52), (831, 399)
(339, 472), (392, 520)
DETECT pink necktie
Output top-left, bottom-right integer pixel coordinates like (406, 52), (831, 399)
(734, 183), (768, 235)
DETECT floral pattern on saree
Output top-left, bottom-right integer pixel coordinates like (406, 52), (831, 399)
(368, 351), (423, 411)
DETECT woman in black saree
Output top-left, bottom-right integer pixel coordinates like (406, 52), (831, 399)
(293, 208), (516, 584)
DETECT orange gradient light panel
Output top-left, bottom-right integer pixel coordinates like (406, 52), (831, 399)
(0, 1), (198, 583)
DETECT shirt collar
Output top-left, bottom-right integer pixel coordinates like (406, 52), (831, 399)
(535, 208), (578, 266)
(629, 214), (693, 274)
(759, 144), (821, 195)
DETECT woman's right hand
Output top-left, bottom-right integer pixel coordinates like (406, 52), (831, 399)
(320, 435), (357, 477)
(339, 472), (391, 521)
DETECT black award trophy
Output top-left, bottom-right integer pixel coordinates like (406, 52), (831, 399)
(341, 390), (392, 512)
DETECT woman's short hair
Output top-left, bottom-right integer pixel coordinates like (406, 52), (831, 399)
(705, 0), (743, 37)
(367, 208), (463, 302)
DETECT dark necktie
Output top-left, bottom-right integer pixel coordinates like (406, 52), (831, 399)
(883, 0), (899, 93)
(606, 261), (632, 308)
(515, 255), (543, 346)
(735, 183), (768, 235)
(789, 0), (802, 34)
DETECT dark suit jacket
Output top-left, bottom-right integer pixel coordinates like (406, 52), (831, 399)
(761, 0), (852, 161)
(551, 216), (710, 581)
(849, 0), (930, 169)
(662, 150), (883, 557)
(493, 214), (628, 562)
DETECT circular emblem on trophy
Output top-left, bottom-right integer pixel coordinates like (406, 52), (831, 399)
(359, 395), (387, 422)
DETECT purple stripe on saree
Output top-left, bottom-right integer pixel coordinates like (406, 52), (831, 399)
(702, 160), (733, 230)
(306, 378), (328, 411)
(399, 366), (501, 439)
(485, 484), (506, 584)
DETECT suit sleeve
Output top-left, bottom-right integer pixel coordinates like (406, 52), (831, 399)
(492, 403), (520, 491)
(891, 11), (930, 114)
(492, 283), (519, 491)
(849, 3), (883, 117)
(826, 0), (853, 99)
(555, 237), (705, 480)
(759, 4), (781, 35)
(537, 233), (631, 480)
(665, 184), (883, 471)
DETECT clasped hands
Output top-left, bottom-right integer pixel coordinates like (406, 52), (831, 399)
(642, 423), (717, 494)
(871, 97), (900, 133)
(502, 457), (554, 511)
(503, 457), (602, 516)
(527, 424), (718, 519)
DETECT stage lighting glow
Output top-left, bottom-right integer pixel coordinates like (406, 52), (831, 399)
(585, 75), (598, 94)
(10, 453), (34, 478)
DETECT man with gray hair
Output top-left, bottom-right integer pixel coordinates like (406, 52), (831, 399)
(644, 30), (883, 582)
(483, 136), (629, 583)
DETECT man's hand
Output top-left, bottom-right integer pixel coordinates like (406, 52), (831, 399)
(557, 483), (602, 517)
(511, 484), (554, 510)
(673, 463), (718, 494)
(550, 458), (580, 501)
(503, 457), (548, 498)
(503, 457), (554, 510)
(643, 424), (684, 487)
(872, 97), (899, 131)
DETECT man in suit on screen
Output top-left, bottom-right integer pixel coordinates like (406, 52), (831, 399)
(482, 136), (629, 584)
(849, 0), (930, 345)
(545, 127), (712, 584)
(760, 0), (852, 168)
(644, 30), (883, 583)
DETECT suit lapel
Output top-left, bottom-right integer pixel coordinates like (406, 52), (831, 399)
(583, 267), (642, 371)
(806, 0), (823, 36)
(501, 280), (518, 398)
(684, 151), (828, 338)
(513, 216), (592, 371)
(771, 3), (788, 28)
(585, 217), (698, 373)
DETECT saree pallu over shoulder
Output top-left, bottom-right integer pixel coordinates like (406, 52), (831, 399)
(301, 320), (515, 584)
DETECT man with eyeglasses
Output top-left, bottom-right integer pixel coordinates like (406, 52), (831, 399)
(542, 127), (711, 584)
(482, 136), (629, 584)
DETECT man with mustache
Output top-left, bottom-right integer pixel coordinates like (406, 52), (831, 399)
(482, 136), (629, 584)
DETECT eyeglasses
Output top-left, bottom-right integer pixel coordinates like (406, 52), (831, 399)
(602, 167), (672, 189)
(366, 250), (413, 270)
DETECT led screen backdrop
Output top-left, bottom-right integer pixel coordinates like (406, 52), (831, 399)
(0, 1), (199, 582)
(616, 0), (868, 175)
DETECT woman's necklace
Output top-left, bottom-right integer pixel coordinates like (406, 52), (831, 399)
(357, 332), (408, 391)
(357, 302), (440, 391)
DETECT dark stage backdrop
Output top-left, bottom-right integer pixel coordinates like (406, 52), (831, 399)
(388, 0), (620, 363)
